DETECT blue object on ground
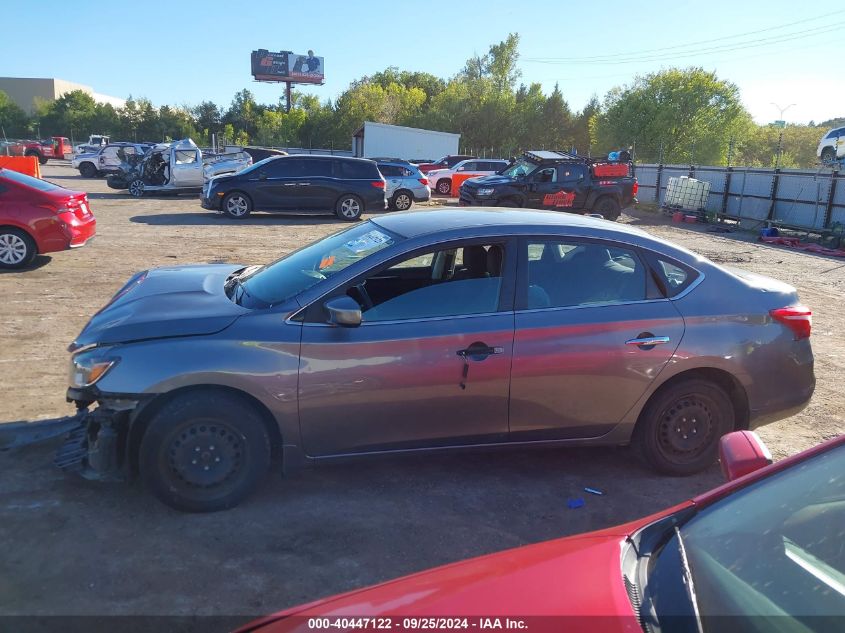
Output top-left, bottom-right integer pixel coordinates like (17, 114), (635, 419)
(567, 497), (585, 509)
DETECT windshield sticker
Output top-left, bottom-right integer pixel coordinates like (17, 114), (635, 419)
(318, 255), (336, 270)
(344, 230), (392, 253)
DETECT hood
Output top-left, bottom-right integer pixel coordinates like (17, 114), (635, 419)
(243, 531), (640, 632)
(465, 174), (520, 187)
(73, 264), (250, 347)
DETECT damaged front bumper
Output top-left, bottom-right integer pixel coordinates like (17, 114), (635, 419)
(1, 389), (145, 481)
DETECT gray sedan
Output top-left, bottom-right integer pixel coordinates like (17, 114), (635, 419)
(61, 209), (814, 511)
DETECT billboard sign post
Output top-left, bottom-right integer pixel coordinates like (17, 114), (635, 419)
(251, 49), (325, 112)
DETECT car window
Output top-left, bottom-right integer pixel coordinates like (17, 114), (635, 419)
(305, 159), (333, 177)
(264, 158), (306, 178)
(533, 167), (557, 183)
(103, 147), (118, 158)
(558, 165), (586, 182)
(175, 150), (198, 165)
(378, 165), (402, 178)
(666, 443), (845, 626)
(525, 240), (646, 309)
(335, 160), (377, 179)
(350, 243), (506, 322)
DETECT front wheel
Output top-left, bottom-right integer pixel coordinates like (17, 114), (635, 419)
(436, 179), (452, 195)
(139, 391), (272, 512)
(821, 147), (836, 164)
(79, 162), (98, 178)
(222, 192), (252, 219)
(336, 194), (363, 221)
(593, 196), (621, 221)
(635, 379), (734, 476)
(128, 178), (145, 197)
(0, 228), (37, 269)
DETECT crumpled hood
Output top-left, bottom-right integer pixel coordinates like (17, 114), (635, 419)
(73, 264), (250, 347)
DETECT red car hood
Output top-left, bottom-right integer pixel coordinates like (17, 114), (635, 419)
(242, 527), (657, 633)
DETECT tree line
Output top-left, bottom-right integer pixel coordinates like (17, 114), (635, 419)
(1, 34), (840, 168)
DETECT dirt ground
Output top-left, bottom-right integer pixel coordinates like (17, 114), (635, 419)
(1, 162), (843, 625)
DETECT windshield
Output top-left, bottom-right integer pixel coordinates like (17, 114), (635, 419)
(500, 157), (538, 178)
(237, 156), (279, 175)
(240, 221), (402, 305)
(650, 443), (845, 629)
(0, 168), (66, 192)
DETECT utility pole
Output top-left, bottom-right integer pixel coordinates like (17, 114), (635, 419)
(771, 102), (795, 169)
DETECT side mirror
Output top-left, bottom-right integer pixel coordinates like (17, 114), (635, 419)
(324, 296), (362, 327)
(719, 431), (773, 481)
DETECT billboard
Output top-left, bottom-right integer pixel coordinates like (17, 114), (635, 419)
(251, 49), (324, 84)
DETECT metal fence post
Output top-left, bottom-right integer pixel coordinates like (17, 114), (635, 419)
(721, 166), (732, 216)
(823, 166), (840, 229)
(767, 168), (781, 222)
(655, 162), (664, 206)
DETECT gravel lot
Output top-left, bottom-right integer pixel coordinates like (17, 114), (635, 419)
(1, 162), (843, 625)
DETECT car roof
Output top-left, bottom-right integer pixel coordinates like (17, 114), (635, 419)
(372, 208), (650, 240)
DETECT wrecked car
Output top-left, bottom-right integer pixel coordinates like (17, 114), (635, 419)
(105, 138), (251, 197)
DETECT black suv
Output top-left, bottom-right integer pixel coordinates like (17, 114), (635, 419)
(202, 155), (386, 221)
(459, 151), (638, 221)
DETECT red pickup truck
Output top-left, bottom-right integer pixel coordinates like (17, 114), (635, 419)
(20, 137), (73, 164)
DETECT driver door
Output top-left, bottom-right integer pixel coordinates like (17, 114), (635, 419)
(170, 148), (203, 186)
(297, 240), (516, 457)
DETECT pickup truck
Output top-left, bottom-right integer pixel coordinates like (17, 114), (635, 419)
(20, 137), (73, 164)
(107, 138), (251, 197)
(74, 135), (110, 155)
(459, 150), (638, 221)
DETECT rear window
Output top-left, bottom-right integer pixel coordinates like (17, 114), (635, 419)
(649, 256), (699, 297)
(335, 160), (378, 179)
(305, 159), (333, 177)
(0, 169), (66, 193)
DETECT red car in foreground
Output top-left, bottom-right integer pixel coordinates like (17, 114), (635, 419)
(0, 168), (96, 269)
(244, 432), (845, 632)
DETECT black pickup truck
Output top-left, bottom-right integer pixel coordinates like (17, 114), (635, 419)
(459, 150), (638, 221)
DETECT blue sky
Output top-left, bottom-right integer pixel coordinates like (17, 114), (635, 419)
(1, 0), (841, 125)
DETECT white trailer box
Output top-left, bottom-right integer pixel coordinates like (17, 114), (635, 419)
(352, 122), (460, 161)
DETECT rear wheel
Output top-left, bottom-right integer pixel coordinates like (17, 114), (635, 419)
(128, 179), (145, 197)
(390, 190), (413, 211)
(636, 379), (734, 476)
(436, 179), (452, 195)
(593, 196), (621, 221)
(222, 192), (252, 219)
(79, 162), (97, 178)
(336, 194), (363, 221)
(139, 391), (272, 512)
(821, 147), (836, 164)
(0, 228), (37, 269)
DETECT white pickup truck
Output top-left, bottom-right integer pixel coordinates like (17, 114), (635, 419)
(74, 134), (110, 155)
(107, 139), (252, 197)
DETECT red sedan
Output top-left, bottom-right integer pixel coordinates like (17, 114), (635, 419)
(0, 168), (96, 269)
(244, 432), (845, 632)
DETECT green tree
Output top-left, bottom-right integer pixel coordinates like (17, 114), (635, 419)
(593, 68), (752, 164)
(0, 90), (29, 138)
(541, 84), (574, 151)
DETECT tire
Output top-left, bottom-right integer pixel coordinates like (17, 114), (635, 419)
(25, 150), (44, 165)
(335, 194), (363, 221)
(389, 190), (413, 211)
(593, 196), (621, 221)
(635, 379), (734, 476)
(436, 179), (452, 195)
(821, 147), (836, 164)
(222, 192), (252, 219)
(139, 391), (272, 513)
(0, 228), (37, 269)
(38, 155), (48, 165)
(79, 162), (97, 178)
(128, 179), (145, 197)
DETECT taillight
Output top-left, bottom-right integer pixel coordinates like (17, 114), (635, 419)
(770, 306), (812, 340)
(371, 181), (385, 189)
(419, 177), (428, 186)
(632, 181), (639, 196)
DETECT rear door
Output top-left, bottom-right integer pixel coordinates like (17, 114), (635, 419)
(99, 146), (120, 171)
(526, 164), (589, 210)
(296, 158), (337, 210)
(170, 148), (203, 186)
(509, 237), (685, 440)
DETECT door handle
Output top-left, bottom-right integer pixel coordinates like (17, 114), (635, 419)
(298, 182), (311, 186)
(456, 344), (504, 359)
(283, 182), (297, 187)
(625, 336), (670, 347)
